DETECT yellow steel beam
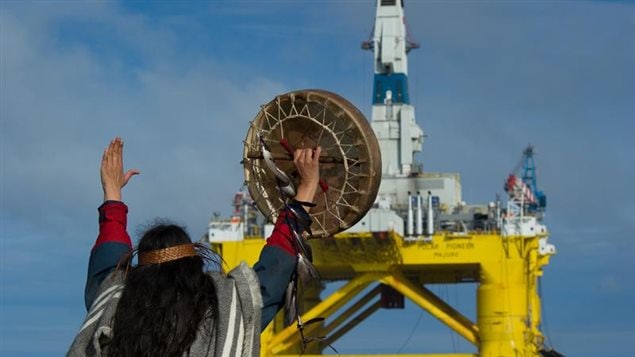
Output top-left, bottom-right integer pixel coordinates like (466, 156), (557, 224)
(323, 300), (382, 347)
(322, 284), (382, 336)
(418, 285), (478, 338)
(268, 272), (385, 354)
(381, 272), (479, 346)
(276, 354), (477, 357)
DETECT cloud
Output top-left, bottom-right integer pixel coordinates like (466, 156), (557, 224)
(1, 2), (287, 241)
(597, 275), (623, 293)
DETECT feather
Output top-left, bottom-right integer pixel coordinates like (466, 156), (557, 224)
(297, 252), (320, 284)
(284, 280), (297, 325)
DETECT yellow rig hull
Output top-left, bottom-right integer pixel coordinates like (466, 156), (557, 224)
(211, 230), (552, 357)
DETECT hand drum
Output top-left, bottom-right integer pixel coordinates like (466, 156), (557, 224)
(243, 89), (381, 238)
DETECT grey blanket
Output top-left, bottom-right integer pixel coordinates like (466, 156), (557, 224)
(67, 262), (263, 357)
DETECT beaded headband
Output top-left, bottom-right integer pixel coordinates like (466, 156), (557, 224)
(137, 243), (198, 266)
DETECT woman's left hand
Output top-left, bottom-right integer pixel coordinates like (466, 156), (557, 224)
(100, 137), (139, 202)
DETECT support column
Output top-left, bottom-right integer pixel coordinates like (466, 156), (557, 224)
(477, 249), (529, 356)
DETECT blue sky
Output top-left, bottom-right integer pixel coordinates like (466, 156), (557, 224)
(1, 0), (634, 356)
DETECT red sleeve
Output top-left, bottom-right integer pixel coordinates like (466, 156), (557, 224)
(265, 210), (298, 257)
(93, 201), (132, 251)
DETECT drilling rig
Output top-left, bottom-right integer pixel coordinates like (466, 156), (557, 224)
(208, 1), (559, 356)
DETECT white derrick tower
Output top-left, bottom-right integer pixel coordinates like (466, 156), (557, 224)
(363, 0), (423, 178)
(352, 0), (462, 237)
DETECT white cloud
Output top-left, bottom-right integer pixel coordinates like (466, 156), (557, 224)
(1, 2), (287, 241)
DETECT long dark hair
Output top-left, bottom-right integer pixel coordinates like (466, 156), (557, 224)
(108, 223), (218, 357)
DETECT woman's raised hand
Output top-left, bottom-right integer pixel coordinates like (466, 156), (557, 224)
(293, 146), (321, 210)
(100, 137), (140, 202)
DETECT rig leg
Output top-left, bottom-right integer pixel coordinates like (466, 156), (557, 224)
(477, 251), (529, 356)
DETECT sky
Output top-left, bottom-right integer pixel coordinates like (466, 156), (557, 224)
(1, 0), (634, 356)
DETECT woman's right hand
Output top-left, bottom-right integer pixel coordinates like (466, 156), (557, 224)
(293, 146), (321, 210)
(100, 137), (139, 202)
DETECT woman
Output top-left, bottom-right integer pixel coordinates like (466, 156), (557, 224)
(68, 137), (321, 356)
